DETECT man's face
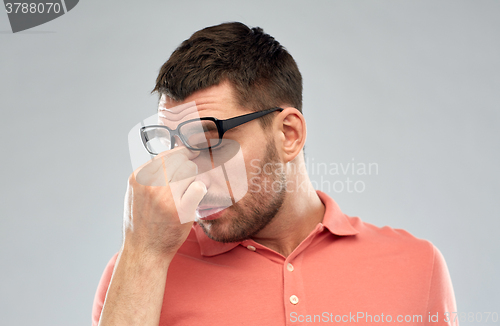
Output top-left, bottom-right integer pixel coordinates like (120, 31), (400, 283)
(158, 81), (287, 243)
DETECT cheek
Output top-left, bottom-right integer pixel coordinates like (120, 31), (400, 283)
(192, 134), (268, 199)
(242, 143), (267, 174)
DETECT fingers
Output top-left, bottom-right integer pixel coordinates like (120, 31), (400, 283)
(168, 161), (199, 221)
(130, 146), (205, 224)
(157, 146), (200, 161)
(134, 147), (200, 186)
(161, 154), (192, 183)
(134, 155), (167, 186)
(169, 160), (198, 183)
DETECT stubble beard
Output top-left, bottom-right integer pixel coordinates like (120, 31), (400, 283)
(197, 139), (287, 243)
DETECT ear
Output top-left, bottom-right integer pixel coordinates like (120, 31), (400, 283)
(275, 107), (306, 163)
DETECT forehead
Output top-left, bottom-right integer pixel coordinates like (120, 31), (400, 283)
(157, 82), (242, 122)
(158, 99), (199, 125)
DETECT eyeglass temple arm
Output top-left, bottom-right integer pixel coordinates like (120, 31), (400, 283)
(220, 108), (283, 132)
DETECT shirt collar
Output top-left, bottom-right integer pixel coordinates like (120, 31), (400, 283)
(316, 190), (360, 237)
(193, 190), (359, 257)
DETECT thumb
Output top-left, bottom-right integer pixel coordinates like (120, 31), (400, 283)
(178, 181), (207, 224)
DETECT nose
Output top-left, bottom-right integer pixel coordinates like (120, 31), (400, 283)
(170, 135), (186, 149)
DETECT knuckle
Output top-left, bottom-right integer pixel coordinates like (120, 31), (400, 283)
(128, 173), (135, 185)
(184, 160), (197, 171)
(168, 152), (189, 164)
(174, 162), (198, 180)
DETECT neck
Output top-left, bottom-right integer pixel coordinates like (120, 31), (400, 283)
(251, 161), (325, 257)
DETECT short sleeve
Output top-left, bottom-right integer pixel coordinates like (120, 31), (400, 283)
(91, 253), (119, 326)
(425, 245), (459, 325)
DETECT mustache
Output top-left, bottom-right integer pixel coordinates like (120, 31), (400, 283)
(198, 192), (233, 207)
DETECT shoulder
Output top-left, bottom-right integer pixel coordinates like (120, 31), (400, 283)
(350, 215), (433, 247)
(345, 215), (436, 267)
(342, 216), (453, 294)
(330, 216), (457, 312)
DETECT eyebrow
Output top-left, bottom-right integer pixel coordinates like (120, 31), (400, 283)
(225, 124), (241, 132)
(181, 121), (218, 134)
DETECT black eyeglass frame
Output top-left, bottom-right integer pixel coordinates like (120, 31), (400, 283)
(140, 107), (284, 155)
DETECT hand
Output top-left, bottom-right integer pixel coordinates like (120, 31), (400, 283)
(122, 147), (207, 259)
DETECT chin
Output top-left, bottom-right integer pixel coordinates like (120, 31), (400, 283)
(197, 214), (249, 243)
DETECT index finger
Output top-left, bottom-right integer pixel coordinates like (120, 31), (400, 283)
(156, 146), (200, 161)
(134, 147), (200, 186)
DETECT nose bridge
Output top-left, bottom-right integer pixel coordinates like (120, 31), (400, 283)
(170, 134), (185, 149)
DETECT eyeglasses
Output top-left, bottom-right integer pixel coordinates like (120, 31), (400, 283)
(140, 107), (283, 155)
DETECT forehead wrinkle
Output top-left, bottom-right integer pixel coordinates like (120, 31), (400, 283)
(158, 100), (198, 120)
(195, 96), (244, 120)
(158, 84), (240, 121)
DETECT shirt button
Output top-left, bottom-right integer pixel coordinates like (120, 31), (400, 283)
(286, 263), (294, 272)
(290, 295), (299, 305)
(246, 245), (256, 251)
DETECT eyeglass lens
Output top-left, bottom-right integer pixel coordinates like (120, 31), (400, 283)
(143, 120), (221, 154)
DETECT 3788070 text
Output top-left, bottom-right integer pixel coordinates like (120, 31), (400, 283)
(5, 2), (62, 14)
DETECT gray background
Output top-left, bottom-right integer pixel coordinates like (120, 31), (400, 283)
(1, 1), (498, 325)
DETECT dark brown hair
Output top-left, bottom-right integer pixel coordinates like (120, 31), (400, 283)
(152, 22), (302, 128)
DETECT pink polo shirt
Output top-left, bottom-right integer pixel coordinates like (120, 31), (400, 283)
(92, 191), (458, 325)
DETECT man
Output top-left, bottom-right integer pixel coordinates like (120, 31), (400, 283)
(92, 22), (457, 326)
